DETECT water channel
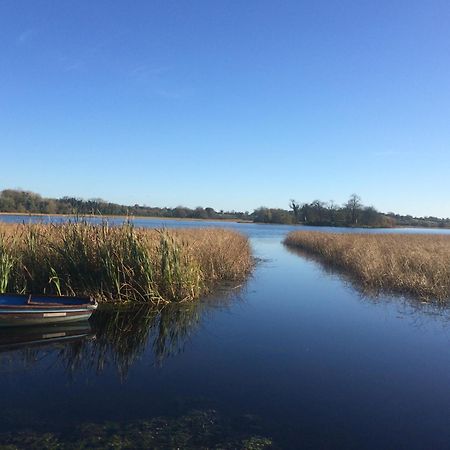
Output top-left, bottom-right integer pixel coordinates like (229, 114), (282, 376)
(0, 216), (449, 449)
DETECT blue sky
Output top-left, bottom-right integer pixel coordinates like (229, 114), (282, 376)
(1, 1), (449, 217)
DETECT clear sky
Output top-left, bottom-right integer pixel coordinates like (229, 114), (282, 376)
(1, 1), (449, 217)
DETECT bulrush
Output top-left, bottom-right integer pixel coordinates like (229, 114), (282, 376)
(0, 222), (253, 303)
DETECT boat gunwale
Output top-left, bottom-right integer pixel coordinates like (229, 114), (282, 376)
(0, 293), (97, 310)
(0, 308), (96, 313)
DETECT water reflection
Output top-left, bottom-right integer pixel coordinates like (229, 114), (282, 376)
(286, 245), (450, 325)
(88, 301), (210, 378)
(0, 291), (238, 380)
(0, 322), (93, 351)
(0, 323), (94, 375)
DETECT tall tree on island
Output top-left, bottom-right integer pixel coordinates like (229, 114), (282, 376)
(346, 194), (362, 225)
(289, 199), (300, 223)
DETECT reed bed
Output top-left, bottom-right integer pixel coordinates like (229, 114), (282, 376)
(0, 222), (253, 303)
(284, 231), (450, 302)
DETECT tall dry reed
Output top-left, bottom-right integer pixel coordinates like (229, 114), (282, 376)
(0, 222), (253, 303)
(284, 231), (450, 302)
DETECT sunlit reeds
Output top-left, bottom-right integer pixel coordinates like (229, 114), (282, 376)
(284, 231), (450, 302)
(0, 222), (253, 303)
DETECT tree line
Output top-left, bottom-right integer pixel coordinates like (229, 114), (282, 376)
(253, 194), (450, 228)
(0, 189), (250, 221)
(1, 189), (449, 228)
(252, 195), (392, 226)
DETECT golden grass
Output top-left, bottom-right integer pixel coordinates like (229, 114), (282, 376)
(0, 222), (253, 303)
(284, 231), (450, 302)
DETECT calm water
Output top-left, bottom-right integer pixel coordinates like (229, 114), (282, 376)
(1, 216), (450, 449)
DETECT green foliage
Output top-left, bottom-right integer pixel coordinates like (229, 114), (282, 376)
(0, 234), (14, 293)
(252, 207), (294, 224)
(158, 230), (202, 301)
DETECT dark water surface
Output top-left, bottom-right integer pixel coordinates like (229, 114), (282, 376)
(1, 216), (450, 449)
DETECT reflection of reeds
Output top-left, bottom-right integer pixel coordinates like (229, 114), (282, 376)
(57, 296), (234, 378)
(0, 222), (253, 303)
(0, 285), (243, 379)
(285, 231), (450, 301)
(88, 305), (161, 378)
(82, 303), (202, 379)
(91, 297), (236, 375)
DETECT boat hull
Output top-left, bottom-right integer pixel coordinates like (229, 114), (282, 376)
(0, 294), (97, 327)
(0, 310), (94, 326)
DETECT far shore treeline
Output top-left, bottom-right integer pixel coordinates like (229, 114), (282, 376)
(0, 189), (449, 229)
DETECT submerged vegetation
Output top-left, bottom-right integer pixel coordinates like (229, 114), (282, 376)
(0, 409), (274, 449)
(0, 222), (252, 303)
(284, 231), (450, 302)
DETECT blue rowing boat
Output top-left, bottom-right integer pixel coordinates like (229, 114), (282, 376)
(0, 294), (97, 326)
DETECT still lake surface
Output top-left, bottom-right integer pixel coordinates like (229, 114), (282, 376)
(1, 215), (450, 448)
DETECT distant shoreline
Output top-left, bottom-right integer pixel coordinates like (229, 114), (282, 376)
(0, 212), (448, 230)
(0, 212), (252, 224)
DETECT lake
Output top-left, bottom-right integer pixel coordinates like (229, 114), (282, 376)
(1, 215), (450, 449)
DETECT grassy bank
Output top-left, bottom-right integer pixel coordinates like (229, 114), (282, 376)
(284, 231), (450, 301)
(0, 222), (252, 303)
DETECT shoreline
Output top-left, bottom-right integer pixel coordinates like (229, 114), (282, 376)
(0, 212), (252, 224)
(0, 212), (449, 230)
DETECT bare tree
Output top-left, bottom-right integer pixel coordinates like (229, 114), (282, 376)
(289, 199), (300, 222)
(310, 200), (326, 223)
(346, 194), (362, 225)
(327, 200), (339, 225)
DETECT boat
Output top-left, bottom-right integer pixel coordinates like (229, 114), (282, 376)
(0, 294), (98, 326)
